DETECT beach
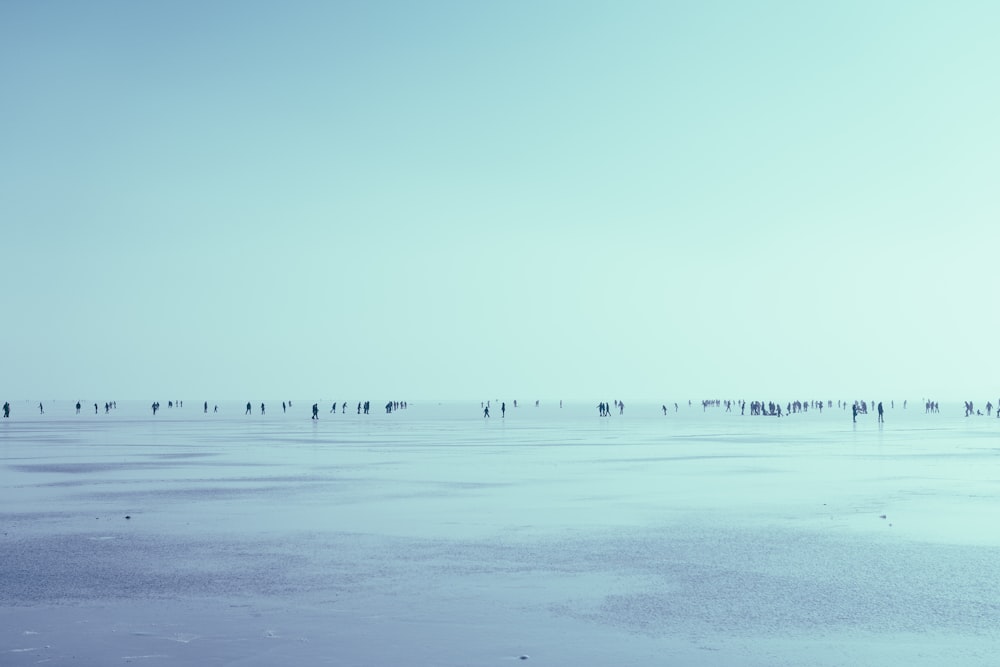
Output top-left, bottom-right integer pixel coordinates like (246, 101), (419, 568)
(2, 400), (999, 666)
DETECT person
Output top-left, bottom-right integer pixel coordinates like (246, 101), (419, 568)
(282, 401), (287, 413)
(39, 402), (44, 414)
(246, 402), (252, 415)
(501, 402), (506, 418)
(483, 405), (490, 418)
(877, 402), (884, 423)
(204, 401), (208, 414)
(312, 403), (319, 420)
(260, 403), (265, 415)
(852, 403), (858, 423)
(76, 401), (81, 414)
(3, 402), (10, 418)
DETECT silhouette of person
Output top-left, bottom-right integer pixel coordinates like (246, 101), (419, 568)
(3, 402), (10, 418)
(204, 401), (208, 414)
(246, 402), (252, 415)
(39, 403), (44, 414)
(312, 403), (319, 420)
(76, 401), (81, 414)
(501, 402), (506, 418)
(852, 403), (858, 423)
(484, 405), (490, 418)
(260, 403), (265, 415)
(877, 402), (884, 423)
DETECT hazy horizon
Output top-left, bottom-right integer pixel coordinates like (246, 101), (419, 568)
(3, 2), (998, 401)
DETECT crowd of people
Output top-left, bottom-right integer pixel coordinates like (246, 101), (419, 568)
(3, 398), (1000, 421)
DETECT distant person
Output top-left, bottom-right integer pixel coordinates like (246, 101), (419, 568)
(619, 401), (624, 415)
(246, 402), (252, 415)
(501, 402), (506, 418)
(283, 401), (287, 413)
(852, 403), (858, 423)
(260, 403), (265, 415)
(39, 402), (44, 414)
(213, 405), (218, 413)
(76, 401), (81, 414)
(204, 401), (208, 414)
(483, 405), (490, 418)
(342, 402), (347, 413)
(877, 402), (884, 423)
(3, 402), (10, 418)
(312, 403), (319, 420)
(94, 403), (98, 414)
(152, 402), (158, 415)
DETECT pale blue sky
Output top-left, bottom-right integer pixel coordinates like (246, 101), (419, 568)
(2, 1), (998, 401)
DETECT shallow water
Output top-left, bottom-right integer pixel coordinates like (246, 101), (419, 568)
(2, 400), (999, 665)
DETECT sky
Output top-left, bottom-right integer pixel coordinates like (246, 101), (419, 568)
(2, 1), (999, 402)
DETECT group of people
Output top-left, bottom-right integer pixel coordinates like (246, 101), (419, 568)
(597, 401), (624, 416)
(964, 401), (999, 417)
(5, 398), (1000, 422)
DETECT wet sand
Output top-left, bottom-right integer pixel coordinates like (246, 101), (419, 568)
(2, 401), (999, 665)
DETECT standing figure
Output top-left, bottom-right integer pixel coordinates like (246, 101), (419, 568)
(877, 402), (884, 423)
(312, 403), (319, 420)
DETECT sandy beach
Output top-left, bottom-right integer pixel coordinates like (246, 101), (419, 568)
(2, 400), (999, 666)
